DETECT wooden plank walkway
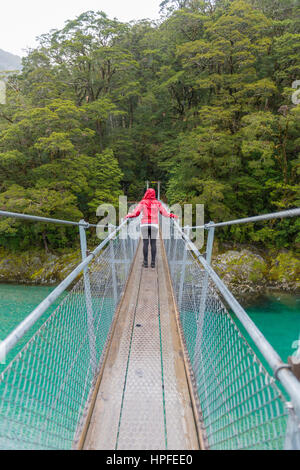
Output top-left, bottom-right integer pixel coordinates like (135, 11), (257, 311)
(81, 236), (200, 450)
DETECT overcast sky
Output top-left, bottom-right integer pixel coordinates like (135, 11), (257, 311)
(0, 0), (162, 57)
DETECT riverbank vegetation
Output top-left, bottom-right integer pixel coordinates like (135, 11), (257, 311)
(0, 244), (298, 299)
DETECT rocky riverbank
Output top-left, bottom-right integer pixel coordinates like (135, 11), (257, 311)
(0, 247), (82, 285)
(0, 246), (299, 304)
(212, 248), (299, 303)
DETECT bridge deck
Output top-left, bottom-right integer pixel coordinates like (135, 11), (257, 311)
(81, 237), (200, 450)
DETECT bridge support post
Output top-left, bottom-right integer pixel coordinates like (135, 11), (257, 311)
(131, 232), (136, 260)
(284, 403), (300, 450)
(166, 218), (173, 260)
(205, 222), (215, 267)
(122, 237), (130, 278)
(79, 220), (96, 373)
(193, 222), (215, 378)
(178, 226), (190, 318)
(171, 224), (178, 279)
(109, 224), (118, 308)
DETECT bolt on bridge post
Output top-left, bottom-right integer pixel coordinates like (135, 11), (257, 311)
(79, 220), (96, 374)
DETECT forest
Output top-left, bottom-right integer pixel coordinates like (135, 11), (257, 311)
(0, 0), (299, 252)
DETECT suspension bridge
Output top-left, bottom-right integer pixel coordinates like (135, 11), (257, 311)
(0, 201), (299, 450)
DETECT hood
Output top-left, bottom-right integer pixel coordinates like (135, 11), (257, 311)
(144, 188), (156, 200)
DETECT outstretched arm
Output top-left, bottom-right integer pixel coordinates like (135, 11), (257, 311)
(124, 202), (143, 219)
(159, 202), (178, 219)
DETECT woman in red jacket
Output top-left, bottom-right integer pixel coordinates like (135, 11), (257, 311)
(125, 188), (178, 268)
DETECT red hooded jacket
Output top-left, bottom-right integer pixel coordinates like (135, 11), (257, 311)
(125, 189), (177, 225)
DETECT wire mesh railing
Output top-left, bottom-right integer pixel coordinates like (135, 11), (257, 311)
(161, 216), (300, 450)
(0, 223), (139, 450)
(0, 203), (299, 450)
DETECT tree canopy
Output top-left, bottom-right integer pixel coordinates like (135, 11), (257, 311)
(0, 0), (299, 251)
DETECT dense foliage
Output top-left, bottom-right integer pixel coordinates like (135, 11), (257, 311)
(0, 0), (299, 251)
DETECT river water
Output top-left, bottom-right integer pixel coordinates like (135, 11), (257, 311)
(0, 283), (299, 370)
(0, 283), (299, 449)
(0, 283), (65, 373)
(244, 292), (300, 363)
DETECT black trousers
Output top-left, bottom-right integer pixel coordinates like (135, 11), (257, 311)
(141, 226), (158, 264)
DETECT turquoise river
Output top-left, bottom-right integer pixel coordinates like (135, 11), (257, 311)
(0, 283), (299, 450)
(0, 283), (299, 373)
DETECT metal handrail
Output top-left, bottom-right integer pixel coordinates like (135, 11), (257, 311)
(183, 207), (300, 230)
(0, 219), (128, 359)
(0, 209), (112, 228)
